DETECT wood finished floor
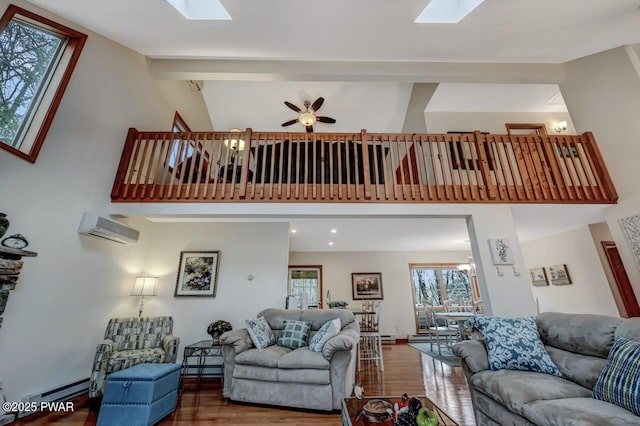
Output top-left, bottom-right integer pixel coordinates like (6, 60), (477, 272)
(17, 344), (474, 425)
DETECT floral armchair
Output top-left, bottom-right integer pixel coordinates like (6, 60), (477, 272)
(88, 316), (179, 408)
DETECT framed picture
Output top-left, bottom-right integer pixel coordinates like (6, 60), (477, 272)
(174, 251), (220, 297)
(545, 264), (572, 286)
(351, 272), (383, 300)
(488, 238), (515, 265)
(529, 267), (548, 286)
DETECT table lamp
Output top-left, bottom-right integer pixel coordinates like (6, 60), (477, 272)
(131, 276), (158, 317)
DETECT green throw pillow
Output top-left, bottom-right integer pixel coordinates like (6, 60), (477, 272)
(593, 337), (640, 415)
(277, 320), (312, 349)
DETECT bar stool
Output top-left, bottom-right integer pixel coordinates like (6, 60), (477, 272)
(358, 301), (384, 371)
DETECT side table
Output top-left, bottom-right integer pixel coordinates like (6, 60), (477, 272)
(179, 340), (224, 395)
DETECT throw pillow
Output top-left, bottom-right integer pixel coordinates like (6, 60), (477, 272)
(593, 337), (640, 415)
(309, 318), (341, 352)
(277, 320), (312, 349)
(475, 316), (562, 377)
(245, 316), (276, 350)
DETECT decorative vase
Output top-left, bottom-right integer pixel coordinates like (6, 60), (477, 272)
(0, 213), (8, 239)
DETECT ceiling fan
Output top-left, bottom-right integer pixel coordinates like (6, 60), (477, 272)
(281, 97), (336, 133)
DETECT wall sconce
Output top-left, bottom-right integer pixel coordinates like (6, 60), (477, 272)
(223, 128), (246, 152)
(554, 120), (568, 133)
(131, 276), (158, 317)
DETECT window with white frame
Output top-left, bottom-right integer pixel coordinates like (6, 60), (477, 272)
(0, 5), (87, 162)
(287, 266), (323, 308)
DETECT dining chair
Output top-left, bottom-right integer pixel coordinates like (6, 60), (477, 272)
(424, 302), (459, 355)
(357, 301), (384, 371)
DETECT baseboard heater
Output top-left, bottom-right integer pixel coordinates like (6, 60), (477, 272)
(18, 378), (89, 418)
(407, 334), (431, 343)
(381, 334), (396, 344)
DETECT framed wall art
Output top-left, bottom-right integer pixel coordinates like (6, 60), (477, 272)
(174, 251), (220, 297)
(351, 272), (383, 300)
(529, 267), (548, 287)
(619, 214), (640, 272)
(545, 264), (572, 286)
(488, 238), (515, 265)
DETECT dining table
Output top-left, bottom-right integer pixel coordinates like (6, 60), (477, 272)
(434, 311), (478, 343)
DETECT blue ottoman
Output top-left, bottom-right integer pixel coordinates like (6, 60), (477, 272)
(97, 363), (181, 426)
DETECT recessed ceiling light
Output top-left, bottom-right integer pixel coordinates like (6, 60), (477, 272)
(328, 242), (334, 246)
(330, 229), (337, 234)
(165, 0), (231, 20)
(415, 0), (484, 24)
(291, 229), (297, 234)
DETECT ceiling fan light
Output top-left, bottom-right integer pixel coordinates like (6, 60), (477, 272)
(298, 112), (316, 126)
(223, 128), (245, 151)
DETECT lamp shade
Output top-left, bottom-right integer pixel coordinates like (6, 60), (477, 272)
(131, 276), (158, 297)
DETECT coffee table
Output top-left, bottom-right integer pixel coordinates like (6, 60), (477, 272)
(342, 395), (458, 426)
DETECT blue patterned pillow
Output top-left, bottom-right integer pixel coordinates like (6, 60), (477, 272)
(309, 318), (341, 352)
(245, 316), (276, 350)
(476, 316), (562, 377)
(593, 337), (640, 415)
(277, 320), (312, 349)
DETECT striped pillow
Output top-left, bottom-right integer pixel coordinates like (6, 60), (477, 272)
(593, 337), (640, 415)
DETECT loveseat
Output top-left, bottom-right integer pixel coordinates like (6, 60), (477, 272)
(220, 308), (360, 411)
(89, 317), (180, 408)
(453, 312), (640, 425)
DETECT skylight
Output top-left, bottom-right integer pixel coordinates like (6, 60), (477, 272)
(415, 0), (484, 24)
(165, 0), (231, 20)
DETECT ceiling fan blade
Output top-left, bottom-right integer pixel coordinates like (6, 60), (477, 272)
(306, 125), (314, 133)
(281, 119), (298, 127)
(316, 116), (336, 124)
(284, 101), (301, 113)
(311, 97), (325, 112)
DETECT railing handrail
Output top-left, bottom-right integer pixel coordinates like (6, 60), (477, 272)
(111, 128), (618, 204)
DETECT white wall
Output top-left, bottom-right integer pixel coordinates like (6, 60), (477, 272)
(560, 45), (640, 303)
(136, 221), (290, 354)
(289, 250), (469, 338)
(0, 0), (212, 403)
(521, 226), (618, 316)
(425, 112), (575, 135)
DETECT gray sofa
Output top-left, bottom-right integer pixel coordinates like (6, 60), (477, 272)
(220, 308), (359, 411)
(453, 312), (640, 425)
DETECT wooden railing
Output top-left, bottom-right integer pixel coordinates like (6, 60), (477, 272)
(111, 128), (617, 204)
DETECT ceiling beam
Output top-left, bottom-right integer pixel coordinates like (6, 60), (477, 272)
(147, 59), (566, 83)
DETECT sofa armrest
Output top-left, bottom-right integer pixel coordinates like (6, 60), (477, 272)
(220, 328), (253, 354)
(162, 335), (180, 363)
(322, 330), (357, 361)
(452, 340), (490, 373)
(89, 339), (114, 399)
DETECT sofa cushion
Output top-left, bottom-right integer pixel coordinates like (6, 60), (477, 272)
(232, 364), (278, 382)
(476, 316), (562, 377)
(277, 320), (312, 349)
(471, 369), (591, 416)
(278, 347), (330, 370)
(234, 345), (291, 368)
(537, 312), (622, 358)
(278, 368), (330, 384)
(546, 346), (606, 390)
(246, 316), (276, 350)
(522, 397), (640, 426)
(593, 337), (640, 416)
(309, 318), (341, 352)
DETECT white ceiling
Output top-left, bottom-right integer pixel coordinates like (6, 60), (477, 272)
(27, 0), (640, 63)
(24, 0), (625, 251)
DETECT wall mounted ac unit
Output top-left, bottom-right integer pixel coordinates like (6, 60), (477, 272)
(78, 212), (139, 245)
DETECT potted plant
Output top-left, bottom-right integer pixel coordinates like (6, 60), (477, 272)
(207, 320), (232, 344)
(327, 300), (348, 309)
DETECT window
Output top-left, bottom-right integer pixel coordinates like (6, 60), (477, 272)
(287, 266), (323, 309)
(409, 263), (477, 333)
(0, 5), (87, 162)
